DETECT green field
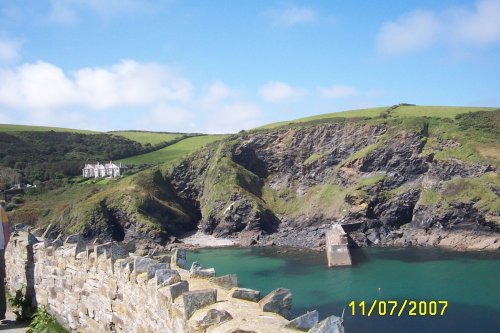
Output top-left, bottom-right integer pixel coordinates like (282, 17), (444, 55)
(258, 105), (498, 130)
(392, 106), (497, 118)
(118, 134), (229, 165)
(109, 131), (186, 145)
(0, 123), (98, 134)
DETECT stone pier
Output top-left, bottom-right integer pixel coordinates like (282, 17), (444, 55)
(325, 224), (352, 267)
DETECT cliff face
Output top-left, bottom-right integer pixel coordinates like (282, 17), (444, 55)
(168, 112), (499, 250)
(15, 110), (498, 251)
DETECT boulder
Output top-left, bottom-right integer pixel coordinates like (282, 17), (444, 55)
(285, 310), (319, 331)
(258, 288), (292, 319)
(308, 315), (344, 333)
(230, 288), (260, 302)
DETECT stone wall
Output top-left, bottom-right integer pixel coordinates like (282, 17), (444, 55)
(5, 229), (344, 333)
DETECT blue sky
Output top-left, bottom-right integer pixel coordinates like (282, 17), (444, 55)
(0, 0), (499, 133)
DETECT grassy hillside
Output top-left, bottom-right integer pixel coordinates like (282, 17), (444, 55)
(109, 131), (186, 145)
(14, 170), (197, 241)
(0, 123), (98, 134)
(118, 134), (229, 165)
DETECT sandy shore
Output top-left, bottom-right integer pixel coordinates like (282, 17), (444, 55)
(178, 230), (237, 248)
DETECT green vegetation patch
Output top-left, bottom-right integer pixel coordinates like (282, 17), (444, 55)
(118, 134), (228, 165)
(262, 182), (348, 218)
(0, 123), (98, 134)
(392, 105), (497, 119)
(419, 173), (500, 216)
(424, 110), (500, 165)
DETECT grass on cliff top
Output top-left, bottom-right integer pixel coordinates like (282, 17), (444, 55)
(391, 105), (497, 118)
(108, 131), (186, 145)
(423, 110), (500, 164)
(118, 134), (229, 165)
(257, 105), (497, 130)
(0, 123), (98, 134)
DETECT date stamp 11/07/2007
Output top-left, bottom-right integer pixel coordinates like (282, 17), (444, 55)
(348, 300), (448, 317)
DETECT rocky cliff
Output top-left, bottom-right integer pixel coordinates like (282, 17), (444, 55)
(166, 110), (499, 250)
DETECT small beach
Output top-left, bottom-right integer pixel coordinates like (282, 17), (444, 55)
(178, 230), (236, 248)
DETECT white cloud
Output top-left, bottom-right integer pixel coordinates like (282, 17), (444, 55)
(259, 81), (305, 102)
(199, 81), (236, 107)
(376, 0), (500, 56)
(376, 10), (439, 55)
(205, 102), (262, 133)
(319, 85), (358, 99)
(0, 59), (264, 133)
(139, 104), (194, 131)
(449, 0), (500, 45)
(0, 59), (193, 110)
(0, 38), (20, 62)
(265, 6), (316, 27)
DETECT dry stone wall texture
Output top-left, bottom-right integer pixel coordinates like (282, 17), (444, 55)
(5, 230), (343, 333)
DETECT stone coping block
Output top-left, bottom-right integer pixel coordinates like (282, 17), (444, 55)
(159, 280), (189, 301)
(147, 263), (170, 280)
(198, 308), (233, 330)
(133, 257), (155, 278)
(230, 288), (261, 302)
(154, 254), (172, 263)
(190, 268), (216, 279)
(209, 274), (238, 290)
(258, 288), (292, 319)
(172, 248), (187, 268)
(308, 315), (344, 333)
(155, 269), (181, 287)
(65, 234), (81, 244)
(182, 289), (217, 319)
(285, 310), (319, 331)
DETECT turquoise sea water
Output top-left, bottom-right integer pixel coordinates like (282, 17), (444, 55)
(187, 247), (500, 333)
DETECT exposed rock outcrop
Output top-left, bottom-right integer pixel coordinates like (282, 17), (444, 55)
(168, 117), (498, 250)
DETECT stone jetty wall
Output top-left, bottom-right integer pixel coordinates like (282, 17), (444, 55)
(5, 229), (344, 333)
(325, 224), (352, 267)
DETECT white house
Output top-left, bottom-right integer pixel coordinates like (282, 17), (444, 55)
(82, 162), (128, 178)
